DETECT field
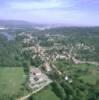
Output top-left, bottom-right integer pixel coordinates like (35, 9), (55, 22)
(79, 74), (99, 85)
(0, 67), (26, 96)
(34, 87), (60, 100)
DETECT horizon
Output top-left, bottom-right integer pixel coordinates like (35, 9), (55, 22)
(0, 19), (99, 27)
(0, 0), (99, 26)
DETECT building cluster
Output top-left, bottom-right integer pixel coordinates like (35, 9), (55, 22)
(20, 32), (72, 63)
(29, 67), (52, 89)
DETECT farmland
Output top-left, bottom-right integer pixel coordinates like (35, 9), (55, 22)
(0, 67), (26, 96)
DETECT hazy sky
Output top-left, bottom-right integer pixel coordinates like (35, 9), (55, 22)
(0, 0), (99, 26)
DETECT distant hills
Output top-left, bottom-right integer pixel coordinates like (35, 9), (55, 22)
(0, 20), (52, 27)
(0, 20), (33, 28)
(0, 20), (60, 30)
(0, 20), (99, 30)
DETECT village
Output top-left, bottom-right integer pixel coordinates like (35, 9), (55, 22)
(18, 32), (74, 94)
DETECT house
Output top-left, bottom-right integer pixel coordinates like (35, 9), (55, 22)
(65, 76), (69, 81)
(29, 68), (43, 84)
(31, 68), (41, 76)
(43, 62), (52, 72)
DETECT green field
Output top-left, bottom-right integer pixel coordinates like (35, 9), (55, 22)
(79, 74), (99, 85)
(34, 87), (60, 100)
(0, 67), (26, 96)
(55, 60), (96, 71)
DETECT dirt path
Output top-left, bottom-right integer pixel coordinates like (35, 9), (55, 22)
(17, 88), (40, 100)
(66, 52), (99, 66)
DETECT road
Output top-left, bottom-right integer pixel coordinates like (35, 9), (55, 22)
(72, 56), (99, 66)
(65, 51), (99, 66)
(17, 81), (52, 100)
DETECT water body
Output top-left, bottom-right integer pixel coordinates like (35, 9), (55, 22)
(0, 32), (15, 40)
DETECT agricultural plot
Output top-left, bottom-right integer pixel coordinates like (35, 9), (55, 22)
(0, 67), (26, 96)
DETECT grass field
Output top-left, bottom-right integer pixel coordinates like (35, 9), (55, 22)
(0, 67), (26, 96)
(34, 87), (60, 100)
(79, 74), (99, 85)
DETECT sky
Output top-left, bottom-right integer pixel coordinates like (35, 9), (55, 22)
(0, 0), (99, 26)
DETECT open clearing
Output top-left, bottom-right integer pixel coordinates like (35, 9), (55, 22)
(0, 67), (26, 96)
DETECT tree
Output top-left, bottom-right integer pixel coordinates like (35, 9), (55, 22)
(22, 60), (30, 75)
(31, 56), (43, 67)
(61, 82), (74, 95)
(61, 82), (75, 100)
(28, 95), (36, 100)
(51, 82), (66, 100)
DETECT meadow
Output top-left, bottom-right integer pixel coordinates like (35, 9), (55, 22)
(0, 67), (26, 96)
